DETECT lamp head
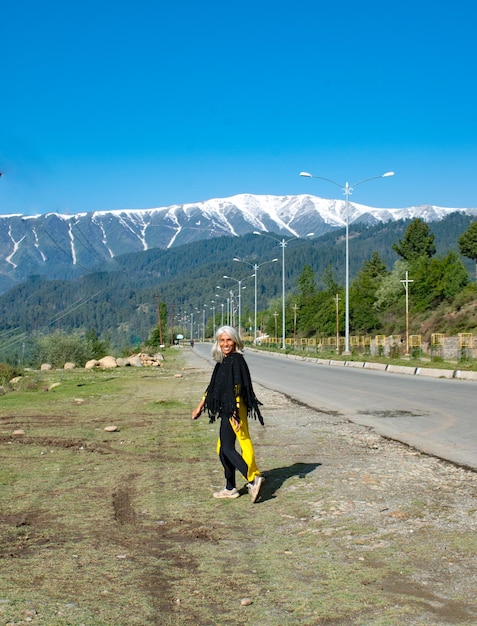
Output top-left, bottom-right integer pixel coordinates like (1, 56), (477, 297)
(299, 171), (312, 177)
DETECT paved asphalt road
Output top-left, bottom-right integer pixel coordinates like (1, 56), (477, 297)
(193, 344), (477, 471)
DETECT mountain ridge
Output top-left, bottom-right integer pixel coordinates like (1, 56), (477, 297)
(0, 213), (475, 355)
(1, 193), (476, 294)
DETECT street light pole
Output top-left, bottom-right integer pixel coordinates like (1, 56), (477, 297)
(215, 287), (231, 325)
(210, 303), (216, 337)
(233, 257), (278, 342)
(280, 240), (286, 349)
(300, 170), (394, 354)
(223, 274), (254, 336)
(333, 293), (341, 352)
(254, 231), (313, 350)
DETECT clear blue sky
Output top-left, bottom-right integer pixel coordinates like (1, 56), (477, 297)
(1, 0), (476, 216)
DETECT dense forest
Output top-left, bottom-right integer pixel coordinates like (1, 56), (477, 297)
(1, 213), (476, 365)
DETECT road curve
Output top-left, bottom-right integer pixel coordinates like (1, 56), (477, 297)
(193, 344), (477, 471)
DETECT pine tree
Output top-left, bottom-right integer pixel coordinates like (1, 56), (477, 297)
(458, 221), (477, 280)
(393, 218), (436, 261)
(349, 252), (388, 333)
(296, 265), (318, 335)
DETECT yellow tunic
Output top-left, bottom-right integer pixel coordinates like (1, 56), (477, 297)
(216, 399), (260, 483)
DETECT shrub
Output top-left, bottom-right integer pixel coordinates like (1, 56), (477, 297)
(0, 362), (20, 384)
(32, 332), (93, 368)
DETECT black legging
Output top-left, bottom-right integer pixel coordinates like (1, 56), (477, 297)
(219, 415), (249, 490)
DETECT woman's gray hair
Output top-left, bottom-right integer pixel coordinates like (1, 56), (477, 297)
(211, 326), (244, 362)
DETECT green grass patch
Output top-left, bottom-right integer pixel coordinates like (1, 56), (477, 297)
(0, 348), (476, 625)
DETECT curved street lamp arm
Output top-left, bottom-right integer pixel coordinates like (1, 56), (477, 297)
(301, 171), (395, 194)
(234, 257), (278, 269)
(300, 172), (343, 190)
(351, 171), (395, 190)
(254, 231), (283, 244)
(254, 231), (313, 246)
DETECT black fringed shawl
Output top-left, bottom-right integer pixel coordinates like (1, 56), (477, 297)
(203, 352), (264, 425)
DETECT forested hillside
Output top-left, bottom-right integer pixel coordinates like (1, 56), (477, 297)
(0, 213), (475, 362)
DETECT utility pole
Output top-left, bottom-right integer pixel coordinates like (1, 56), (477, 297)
(400, 271), (414, 356)
(333, 294), (341, 352)
(155, 293), (163, 346)
(293, 304), (299, 346)
(170, 303), (175, 346)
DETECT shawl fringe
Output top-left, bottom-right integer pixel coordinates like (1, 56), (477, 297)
(203, 353), (264, 426)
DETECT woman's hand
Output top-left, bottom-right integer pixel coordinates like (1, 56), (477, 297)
(230, 414), (240, 432)
(192, 400), (204, 420)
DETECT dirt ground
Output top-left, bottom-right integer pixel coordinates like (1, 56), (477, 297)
(1, 351), (476, 625)
(184, 349), (477, 625)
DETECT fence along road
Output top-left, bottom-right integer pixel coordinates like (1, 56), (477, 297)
(193, 344), (477, 471)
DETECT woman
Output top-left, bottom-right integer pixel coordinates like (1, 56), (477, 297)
(192, 326), (264, 502)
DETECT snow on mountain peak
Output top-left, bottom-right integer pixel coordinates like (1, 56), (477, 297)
(1, 193), (477, 295)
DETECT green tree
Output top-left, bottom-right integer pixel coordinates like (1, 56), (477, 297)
(458, 221), (477, 279)
(314, 267), (343, 338)
(263, 299), (282, 339)
(85, 328), (110, 359)
(314, 291), (343, 337)
(349, 252), (388, 333)
(147, 301), (168, 347)
(322, 265), (339, 294)
(296, 265), (317, 334)
(393, 218), (436, 261)
(374, 260), (409, 312)
(297, 264), (316, 299)
(411, 252), (469, 312)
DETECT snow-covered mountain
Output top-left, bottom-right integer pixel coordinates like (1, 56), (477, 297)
(1, 193), (476, 293)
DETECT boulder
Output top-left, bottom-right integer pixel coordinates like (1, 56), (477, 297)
(104, 425), (119, 432)
(85, 359), (99, 369)
(127, 352), (163, 367)
(64, 362), (76, 370)
(115, 357), (129, 367)
(98, 356), (118, 369)
(41, 363), (52, 371)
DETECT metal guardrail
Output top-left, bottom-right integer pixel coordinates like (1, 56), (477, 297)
(251, 333), (475, 360)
